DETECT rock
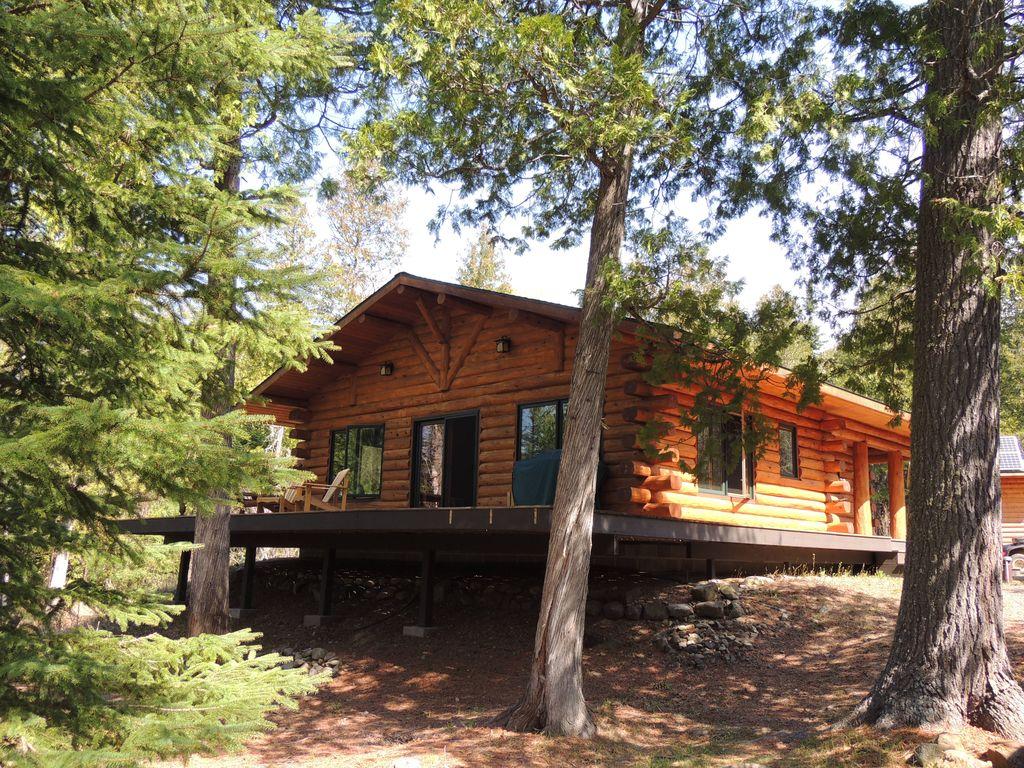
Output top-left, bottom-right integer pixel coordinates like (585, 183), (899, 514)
(725, 601), (745, 619)
(625, 602), (643, 620)
(310, 647), (326, 661)
(585, 599), (603, 617)
(741, 575), (773, 589)
(691, 582), (720, 602)
(718, 583), (739, 600)
(940, 749), (990, 768)
(980, 743), (1024, 768)
(667, 603), (695, 620)
(603, 601), (625, 620)
(694, 600), (727, 619)
(643, 601), (669, 621)
(913, 743), (948, 767)
(936, 733), (964, 751)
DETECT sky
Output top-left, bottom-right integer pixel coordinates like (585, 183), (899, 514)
(394, 184), (802, 312)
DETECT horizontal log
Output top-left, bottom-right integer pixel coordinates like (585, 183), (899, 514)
(640, 504), (831, 532)
(754, 482), (827, 504)
(651, 491), (833, 523)
(753, 492), (827, 514)
(826, 478), (852, 493)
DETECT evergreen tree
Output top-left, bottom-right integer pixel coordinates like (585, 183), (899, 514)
(186, 0), (355, 637)
(457, 230), (514, 293)
(703, 0), (1024, 737)
(350, 0), (811, 735)
(0, 0), (348, 762)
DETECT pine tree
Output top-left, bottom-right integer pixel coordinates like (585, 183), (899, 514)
(350, 0), (812, 735)
(457, 230), (513, 293)
(702, 0), (1024, 737)
(186, 0), (356, 637)
(0, 0), (348, 762)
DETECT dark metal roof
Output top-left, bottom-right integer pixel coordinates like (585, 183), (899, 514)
(1000, 435), (1024, 474)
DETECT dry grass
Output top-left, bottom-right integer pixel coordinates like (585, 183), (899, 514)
(155, 570), (1024, 768)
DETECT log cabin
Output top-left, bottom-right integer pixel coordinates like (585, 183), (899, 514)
(123, 273), (911, 627)
(1000, 436), (1024, 567)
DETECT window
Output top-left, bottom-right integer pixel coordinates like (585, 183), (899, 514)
(517, 399), (569, 460)
(329, 425), (384, 498)
(697, 413), (754, 495)
(778, 425), (799, 478)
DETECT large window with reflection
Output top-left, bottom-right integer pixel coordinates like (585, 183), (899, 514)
(698, 413), (754, 495)
(517, 399), (569, 460)
(329, 425), (384, 498)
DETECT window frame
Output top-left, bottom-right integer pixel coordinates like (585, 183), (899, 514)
(697, 413), (755, 497)
(778, 423), (800, 479)
(328, 424), (385, 499)
(516, 398), (569, 461)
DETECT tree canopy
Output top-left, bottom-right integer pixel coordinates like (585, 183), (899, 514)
(0, 0), (349, 761)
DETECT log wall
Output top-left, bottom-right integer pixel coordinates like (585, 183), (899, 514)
(293, 304), (640, 508)
(1002, 475), (1024, 545)
(282, 300), (909, 537)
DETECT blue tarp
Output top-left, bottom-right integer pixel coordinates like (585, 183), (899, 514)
(512, 449), (607, 506)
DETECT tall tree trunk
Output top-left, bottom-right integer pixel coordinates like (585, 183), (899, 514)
(187, 143), (241, 637)
(499, 153), (634, 737)
(846, 0), (1024, 737)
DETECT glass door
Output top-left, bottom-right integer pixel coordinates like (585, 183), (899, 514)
(412, 413), (478, 507)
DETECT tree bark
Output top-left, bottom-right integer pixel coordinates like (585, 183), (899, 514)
(187, 143), (241, 637)
(499, 153), (634, 737)
(845, 0), (1024, 737)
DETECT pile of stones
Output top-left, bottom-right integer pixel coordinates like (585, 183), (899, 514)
(584, 578), (749, 625)
(648, 581), (761, 667)
(912, 732), (1024, 767)
(274, 645), (342, 678)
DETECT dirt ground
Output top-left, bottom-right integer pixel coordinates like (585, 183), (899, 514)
(159, 566), (1024, 768)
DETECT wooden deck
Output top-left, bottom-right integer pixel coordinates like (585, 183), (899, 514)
(120, 506), (905, 567)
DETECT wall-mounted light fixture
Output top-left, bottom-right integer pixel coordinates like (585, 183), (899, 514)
(379, 361), (394, 376)
(495, 336), (512, 354)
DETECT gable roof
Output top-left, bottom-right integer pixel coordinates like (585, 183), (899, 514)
(251, 272), (581, 402)
(249, 272), (910, 437)
(1001, 435), (1024, 474)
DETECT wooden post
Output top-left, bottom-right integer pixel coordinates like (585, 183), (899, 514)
(174, 550), (191, 605)
(853, 441), (872, 535)
(705, 558), (716, 580)
(302, 548), (337, 626)
(319, 548), (335, 616)
(888, 451), (907, 540)
(241, 545), (256, 610)
(404, 549), (438, 637)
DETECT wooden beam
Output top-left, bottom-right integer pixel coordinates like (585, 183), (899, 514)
(358, 313), (411, 335)
(436, 291), (491, 316)
(888, 450), (907, 540)
(406, 329), (441, 388)
(507, 308), (565, 333)
(853, 441), (872, 535)
(444, 313), (488, 390)
(415, 296), (447, 344)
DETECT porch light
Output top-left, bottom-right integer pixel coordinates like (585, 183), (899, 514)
(496, 336), (512, 354)
(379, 361), (394, 376)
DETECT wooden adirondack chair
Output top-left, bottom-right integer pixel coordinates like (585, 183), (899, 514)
(298, 468), (351, 512)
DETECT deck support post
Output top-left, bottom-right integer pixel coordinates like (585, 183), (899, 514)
(705, 558), (716, 580)
(230, 545), (258, 620)
(404, 549), (438, 638)
(853, 441), (872, 536)
(887, 451), (907, 540)
(173, 550), (191, 605)
(303, 548), (338, 627)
